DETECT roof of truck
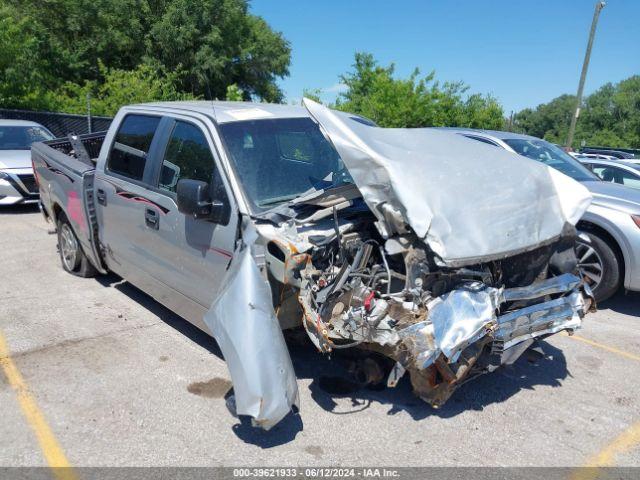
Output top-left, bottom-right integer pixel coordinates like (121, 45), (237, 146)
(135, 101), (310, 124)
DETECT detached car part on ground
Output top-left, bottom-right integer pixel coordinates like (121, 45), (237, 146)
(32, 99), (595, 430)
(205, 100), (594, 428)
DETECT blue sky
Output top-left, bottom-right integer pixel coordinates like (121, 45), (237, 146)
(251, 0), (640, 114)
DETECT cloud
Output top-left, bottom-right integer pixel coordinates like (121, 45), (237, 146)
(323, 83), (348, 94)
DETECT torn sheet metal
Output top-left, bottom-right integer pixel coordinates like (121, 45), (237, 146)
(203, 241), (299, 430)
(302, 98), (592, 267)
(427, 282), (502, 360)
(495, 290), (586, 350)
(398, 273), (588, 371)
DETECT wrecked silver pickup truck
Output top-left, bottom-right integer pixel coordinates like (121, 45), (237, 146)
(32, 99), (594, 429)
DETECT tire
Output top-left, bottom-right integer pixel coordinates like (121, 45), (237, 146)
(57, 214), (98, 278)
(576, 232), (621, 303)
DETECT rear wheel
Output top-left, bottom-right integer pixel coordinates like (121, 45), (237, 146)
(57, 214), (97, 278)
(576, 232), (621, 303)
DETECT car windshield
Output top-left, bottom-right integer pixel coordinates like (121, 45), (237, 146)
(218, 117), (350, 210)
(0, 125), (54, 150)
(504, 138), (597, 182)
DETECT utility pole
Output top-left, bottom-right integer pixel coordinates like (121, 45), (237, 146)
(566, 1), (606, 150)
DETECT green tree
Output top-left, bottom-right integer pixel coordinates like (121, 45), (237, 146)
(301, 88), (323, 104)
(0, 0), (291, 110)
(324, 53), (504, 129)
(225, 84), (244, 101)
(513, 76), (640, 148)
(48, 63), (196, 116)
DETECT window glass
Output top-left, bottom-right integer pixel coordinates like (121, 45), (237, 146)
(593, 165), (640, 189)
(503, 138), (597, 182)
(107, 115), (160, 181)
(276, 131), (314, 163)
(218, 118), (346, 211)
(0, 126), (53, 150)
(159, 121), (214, 193)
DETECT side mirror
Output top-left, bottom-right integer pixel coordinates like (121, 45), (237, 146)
(176, 179), (230, 224)
(177, 179), (212, 219)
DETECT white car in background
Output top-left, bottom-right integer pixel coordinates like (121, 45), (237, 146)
(0, 119), (54, 205)
(436, 128), (640, 303)
(579, 158), (640, 190)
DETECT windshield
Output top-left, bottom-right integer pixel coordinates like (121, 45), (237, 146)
(218, 117), (350, 210)
(504, 138), (597, 182)
(0, 125), (54, 150)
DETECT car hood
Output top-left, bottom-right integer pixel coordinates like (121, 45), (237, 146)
(0, 150), (32, 169)
(581, 180), (640, 214)
(303, 99), (592, 267)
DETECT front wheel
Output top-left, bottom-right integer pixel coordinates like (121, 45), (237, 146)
(57, 214), (97, 278)
(576, 232), (621, 303)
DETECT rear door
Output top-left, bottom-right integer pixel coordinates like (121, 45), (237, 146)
(94, 113), (167, 279)
(134, 115), (239, 319)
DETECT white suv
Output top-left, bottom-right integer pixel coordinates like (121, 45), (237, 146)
(0, 119), (54, 205)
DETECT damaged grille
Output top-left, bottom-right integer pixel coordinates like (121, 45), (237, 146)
(294, 226), (593, 408)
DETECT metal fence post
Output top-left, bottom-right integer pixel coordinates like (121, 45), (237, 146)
(87, 93), (92, 134)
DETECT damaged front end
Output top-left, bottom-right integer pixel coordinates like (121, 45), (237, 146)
(290, 218), (594, 407)
(208, 99), (595, 429)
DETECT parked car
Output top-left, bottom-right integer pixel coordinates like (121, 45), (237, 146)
(439, 128), (640, 303)
(571, 152), (617, 161)
(579, 158), (640, 190)
(581, 148), (635, 160)
(0, 119), (54, 205)
(32, 100), (594, 429)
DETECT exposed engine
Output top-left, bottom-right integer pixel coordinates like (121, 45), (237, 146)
(287, 210), (594, 407)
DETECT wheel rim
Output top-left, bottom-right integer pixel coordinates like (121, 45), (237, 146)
(60, 223), (79, 271)
(576, 238), (604, 292)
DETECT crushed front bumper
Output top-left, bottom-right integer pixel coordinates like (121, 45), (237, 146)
(396, 273), (594, 406)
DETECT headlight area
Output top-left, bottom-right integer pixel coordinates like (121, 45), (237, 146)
(632, 215), (640, 229)
(0, 170), (39, 204)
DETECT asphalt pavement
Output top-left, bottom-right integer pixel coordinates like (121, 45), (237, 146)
(1, 204), (639, 468)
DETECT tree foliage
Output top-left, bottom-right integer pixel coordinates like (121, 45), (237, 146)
(514, 76), (640, 148)
(323, 53), (504, 129)
(0, 0), (291, 111)
(48, 63), (196, 116)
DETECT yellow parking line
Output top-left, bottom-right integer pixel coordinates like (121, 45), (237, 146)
(572, 421), (640, 480)
(0, 331), (77, 480)
(564, 332), (640, 362)
(586, 420), (640, 467)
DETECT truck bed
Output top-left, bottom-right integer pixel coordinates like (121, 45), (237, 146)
(31, 132), (108, 273)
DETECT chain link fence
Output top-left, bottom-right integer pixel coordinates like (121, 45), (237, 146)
(0, 108), (112, 138)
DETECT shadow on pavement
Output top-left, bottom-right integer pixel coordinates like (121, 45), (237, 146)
(0, 203), (40, 214)
(93, 272), (569, 447)
(597, 290), (640, 317)
(295, 338), (568, 422)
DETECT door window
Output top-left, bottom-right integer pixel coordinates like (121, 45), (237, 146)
(107, 115), (161, 181)
(592, 165), (640, 188)
(159, 121), (214, 193)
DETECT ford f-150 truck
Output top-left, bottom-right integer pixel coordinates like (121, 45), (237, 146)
(32, 99), (595, 429)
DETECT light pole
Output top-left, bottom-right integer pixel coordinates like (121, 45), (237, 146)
(566, 1), (606, 150)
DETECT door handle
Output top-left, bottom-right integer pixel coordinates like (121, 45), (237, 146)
(96, 189), (107, 206)
(145, 208), (159, 230)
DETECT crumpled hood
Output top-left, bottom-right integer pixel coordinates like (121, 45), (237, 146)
(0, 150), (32, 169)
(303, 98), (592, 267)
